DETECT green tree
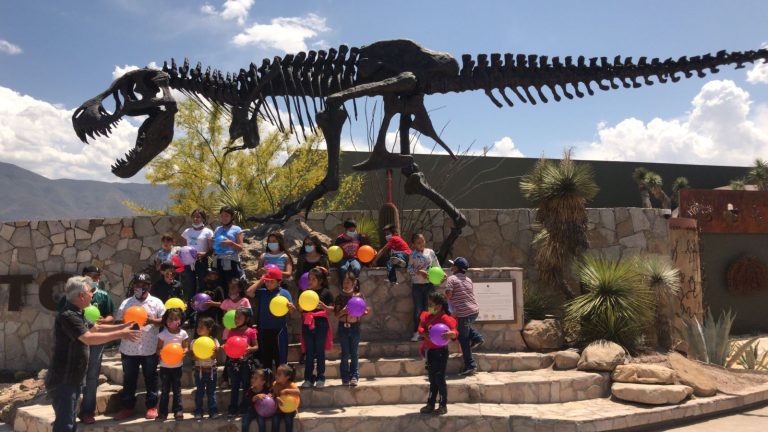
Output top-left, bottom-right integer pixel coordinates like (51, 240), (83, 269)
(746, 158), (768, 191)
(520, 151), (599, 299)
(130, 99), (363, 222)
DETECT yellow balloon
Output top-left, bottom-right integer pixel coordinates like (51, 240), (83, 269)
(278, 395), (300, 413)
(192, 336), (216, 359)
(164, 297), (187, 311)
(328, 245), (343, 263)
(298, 290), (319, 311)
(269, 295), (289, 317)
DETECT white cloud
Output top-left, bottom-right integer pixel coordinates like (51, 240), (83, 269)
(232, 13), (329, 52)
(576, 80), (768, 166)
(0, 86), (144, 182)
(485, 136), (525, 157)
(201, 0), (254, 26)
(0, 39), (22, 55)
(111, 62), (160, 80)
(747, 60), (768, 84)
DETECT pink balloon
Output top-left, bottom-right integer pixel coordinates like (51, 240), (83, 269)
(264, 264), (280, 271)
(254, 395), (277, 417)
(299, 272), (310, 290)
(429, 323), (450, 347)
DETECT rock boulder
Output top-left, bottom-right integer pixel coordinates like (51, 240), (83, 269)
(553, 350), (581, 370)
(522, 319), (564, 351)
(611, 383), (693, 405)
(612, 364), (676, 384)
(577, 340), (627, 372)
(668, 352), (717, 397)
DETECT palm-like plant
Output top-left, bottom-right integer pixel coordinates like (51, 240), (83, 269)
(520, 151), (599, 299)
(671, 177), (690, 209)
(565, 255), (654, 351)
(729, 179), (747, 190)
(746, 158), (768, 191)
(632, 167), (653, 208)
(635, 255), (681, 350)
(645, 172), (672, 210)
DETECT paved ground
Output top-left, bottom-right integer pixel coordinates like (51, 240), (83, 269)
(662, 404), (768, 431)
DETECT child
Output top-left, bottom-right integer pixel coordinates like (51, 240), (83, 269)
(272, 364), (301, 432)
(152, 262), (185, 304)
(294, 235), (330, 290)
(210, 277), (251, 313)
(151, 233), (180, 282)
(224, 307), (259, 420)
(249, 268), (295, 371)
(259, 232), (294, 280)
(300, 267), (334, 388)
(241, 368), (274, 432)
(334, 273), (370, 386)
(445, 257), (483, 376)
(407, 233), (439, 342)
(373, 223), (412, 284)
(194, 268), (225, 335)
(333, 219), (361, 281)
(418, 292), (457, 416)
(209, 206), (244, 288)
(191, 317), (220, 420)
(181, 208), (214, 298)
(156, 308), (190, 421)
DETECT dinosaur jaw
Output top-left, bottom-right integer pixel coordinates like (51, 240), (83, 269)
(110, 108), (176, 178)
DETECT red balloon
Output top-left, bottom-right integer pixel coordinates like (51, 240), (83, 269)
(223, 336), (248, 359)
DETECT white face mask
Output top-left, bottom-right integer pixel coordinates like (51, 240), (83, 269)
(267, 242), (279, 252)
(192, 223), (204, 229)
(346, 231), (356, 238)
(304, 245), (314, 253)
(385, 234), (392, 241)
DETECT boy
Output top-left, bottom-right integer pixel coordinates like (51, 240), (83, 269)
(444, 257), (484, 376)
(374, 223), (412, 284)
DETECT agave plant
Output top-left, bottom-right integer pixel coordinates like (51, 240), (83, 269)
(635, 255), (681, 350)
(735, 341), (768, 371)
(565, 255), (654, 351)
(676, 309), (759, 367)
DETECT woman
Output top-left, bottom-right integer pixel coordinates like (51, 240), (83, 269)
(209, 206), (244, 288)
(181, 208), (213, 298)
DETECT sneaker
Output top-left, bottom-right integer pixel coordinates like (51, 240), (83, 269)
(300, 380), (314, 388)
(146, 408), (159, 420)
(349, 378), (358, 387)
(315, 379), (325, 388)
(78, 415), (96, 425)
(194, 414), (204, 421)
(434, 406), (447, 415)
(470, 339), (484, 351)
(459, 367), (477, 376)
(410, 332), (421, 342)
(227, 414), (235, 422)
(419, 404), (435, 414)
(174, 412), (184, 421)
(156, 413), (167, 422)
(209, 413), (220, 420)
(389, 256), (407, 268)
(114, 408), (134, 421)
(342, 380), (350, 386)
(220, 380), (229, 389)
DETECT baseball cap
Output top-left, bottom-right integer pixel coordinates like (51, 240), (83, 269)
(261, 267), (283, 281)
(132, 273), (151, 285)
(343, 219), (357, 228)
(448, 257), (469, 271)
(82, 265), (101, 275)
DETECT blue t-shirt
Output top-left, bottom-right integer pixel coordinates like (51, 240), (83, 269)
(255, 287), (293, 329)
(263, 252), (289, 271)
(213, 225), (243, 259)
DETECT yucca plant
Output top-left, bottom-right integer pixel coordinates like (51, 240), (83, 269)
(565, 255), (654, 351)
(735, 341), (768, 371)
(632, 167), (653, 208)
(523, 284), (559, 321)
(355, 215), (382, 249)
(676, 309), (758, 367)
(635, 255), (681, 350)
(746, 158), (768, 191)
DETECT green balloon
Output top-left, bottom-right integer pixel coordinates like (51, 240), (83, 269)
(84, 305), (101, 322)
(428, 267), (446, 285)
(223, 310), (237, 329)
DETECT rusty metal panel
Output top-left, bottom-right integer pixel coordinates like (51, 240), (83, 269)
(679, 189), (768, 233)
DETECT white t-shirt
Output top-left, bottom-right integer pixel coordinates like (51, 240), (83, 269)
(158, 328), (189, 368)
(191, 337), (220, 368)
(115, 295), (166, 357)
(182, 226), (214, 255)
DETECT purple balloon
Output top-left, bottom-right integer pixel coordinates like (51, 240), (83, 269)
(347, 296), (367, 318)
(192, 293), (211, 312)
(429, 323), (450, 347)
(179, 246), (198, 266)
(299, 272), (310, 290)
(264, 264), (280, 271)
(254, 395), (277, 417)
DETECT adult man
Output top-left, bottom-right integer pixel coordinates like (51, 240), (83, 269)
(76, 266), (116, 425)
(46, 276), (140, 432)
(114, 273), (166, 420)
(333, 219), (361, 281)
(444, 257), (484, 376)
(151, 263), (184, 304)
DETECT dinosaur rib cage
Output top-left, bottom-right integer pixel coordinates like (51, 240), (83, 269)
(161, 45), (768, 134)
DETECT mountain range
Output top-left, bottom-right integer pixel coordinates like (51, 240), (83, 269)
(0, 162), (171, 222)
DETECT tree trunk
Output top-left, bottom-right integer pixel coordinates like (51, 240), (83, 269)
(639, 188), (652, 208)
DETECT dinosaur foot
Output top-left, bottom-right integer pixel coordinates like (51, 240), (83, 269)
(353, 150), (414, 171)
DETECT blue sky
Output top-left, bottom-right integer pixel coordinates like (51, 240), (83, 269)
(1, 0), (767, 182)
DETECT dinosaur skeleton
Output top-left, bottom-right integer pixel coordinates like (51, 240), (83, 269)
(72, 39), (768, 261)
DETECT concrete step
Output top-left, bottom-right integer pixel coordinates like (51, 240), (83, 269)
(100, 352), (554, 387)
(88, 370), (608, 414)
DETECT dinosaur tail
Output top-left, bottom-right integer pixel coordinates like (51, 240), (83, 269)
(447, 48), (768, 107)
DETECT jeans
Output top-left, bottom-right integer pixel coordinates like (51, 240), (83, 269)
(182, 260), (208, 299)
(457, 313), (483, 369)
(216, 258), (243, 289)
(411, 283), (434, 332)
(241, 408), (267, 432)
(159, 367), (183, 416)
(386, 251), (409, 283)
(227, 359), (252, 415)
(194, 368), (218, 416)
(272, 411), (296, 432)
(426, 347), (449, 407)
(120, 354), (159, 410)
(50, 382), (81, 432)
(78, 343), (105, 417)
(303, 317), (329, 383)
(337, 258), (361, 281)
(338, 323), (361, 382)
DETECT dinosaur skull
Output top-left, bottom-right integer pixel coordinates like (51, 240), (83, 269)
(72, 68), (177, 178)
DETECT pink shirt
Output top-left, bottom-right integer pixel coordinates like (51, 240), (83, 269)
(223, 326), (258, 344)
(221, 297), (251, 312)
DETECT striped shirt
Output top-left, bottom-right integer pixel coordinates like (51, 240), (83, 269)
(444, 273), (479, 318)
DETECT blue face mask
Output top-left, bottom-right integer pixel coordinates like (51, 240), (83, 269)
(346, 231), (356, 238)
(304, 245), (314, 253)
(267, 242), (279, 252)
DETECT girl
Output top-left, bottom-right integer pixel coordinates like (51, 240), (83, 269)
(224, 307), (259, 420)
(191, 317), (219, 420)
(334, 273), (370, 386)
(294, 235), (329, 365)
(209, 206), (244, 288)
(300, 267), (334, 388)
(181, 208), (214, 299)
(241, 368), (273, 432)
(156, 308), (189, 421)
(418, 292), (457, 416)
(272, 364), (301, 432)
(259, 232), (294, 281)
(209, 277), (251, 313)
(407, 233), (440, 342)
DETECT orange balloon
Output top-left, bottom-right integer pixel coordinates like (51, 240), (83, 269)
(160, 343), (184, 365)
(357, 245), (376, 264)
(124, 306), (148, 327)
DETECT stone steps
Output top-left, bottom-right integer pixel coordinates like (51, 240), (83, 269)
(89, 370), (608, 414)
(100, 352), (554, 387)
